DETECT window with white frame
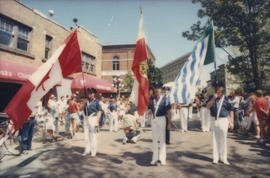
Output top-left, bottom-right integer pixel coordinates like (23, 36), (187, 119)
(0, 15), (31, 52)
(82, 52), (96, 74)
(0, 16), (13, 46)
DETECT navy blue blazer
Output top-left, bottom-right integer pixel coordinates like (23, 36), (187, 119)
(148, 95), (171, 117)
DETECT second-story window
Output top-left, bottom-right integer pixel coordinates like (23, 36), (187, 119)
(0, 16), (13, 46)
(17, 25), (30, 51)
(82, 52), (95, 74)
(113, 56), (120, 70)
(0, 15), (32, 53)
(45, 35), (52, 59)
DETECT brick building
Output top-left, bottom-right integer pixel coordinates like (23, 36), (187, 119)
(101, 44), (156, 88)
(160, 53), (189, 84)
(0, 0), (104, 113)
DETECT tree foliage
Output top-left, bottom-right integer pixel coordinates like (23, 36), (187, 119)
(123, 71), (134, 93)
(147, 59), (164, 89)
(183, 0), (270, 91)
(123, 59), (163, 94)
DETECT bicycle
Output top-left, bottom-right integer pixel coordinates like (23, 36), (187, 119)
(0, 118), (21, 161)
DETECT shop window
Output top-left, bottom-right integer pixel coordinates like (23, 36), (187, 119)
(0, 82), (22, 112)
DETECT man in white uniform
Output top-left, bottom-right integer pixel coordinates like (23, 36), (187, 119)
(148, 82), (171, 165)
(83, 89), (102, 157)
(206, 81), (234, 165)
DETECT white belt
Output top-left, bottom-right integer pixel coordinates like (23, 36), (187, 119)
(212, 116), (227, 120)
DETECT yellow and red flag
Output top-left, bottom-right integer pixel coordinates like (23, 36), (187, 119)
(130, 9), (149, 116)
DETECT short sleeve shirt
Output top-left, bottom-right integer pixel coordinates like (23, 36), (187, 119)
(86, 99), (102, 116)
(206, 95), (234, 118)
(253, 96), (269, 120)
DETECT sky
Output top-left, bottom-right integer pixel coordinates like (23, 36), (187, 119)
(20, 0), (228, 87)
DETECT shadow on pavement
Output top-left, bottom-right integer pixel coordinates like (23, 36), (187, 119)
(121, 151), (152, 167)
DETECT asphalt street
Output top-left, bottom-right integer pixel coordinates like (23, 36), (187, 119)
(1, 115), (270, 178)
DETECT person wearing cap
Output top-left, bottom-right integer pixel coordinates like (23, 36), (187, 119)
(198, 89), (210, 132)
(148, 82), (171, 165)
(83, 88), (102, 156)
(206, 81), (234, 165)
(162, 86), (171, 145)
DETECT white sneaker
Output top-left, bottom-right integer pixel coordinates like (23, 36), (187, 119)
(150, 161), (157, 165)
(82, 152), (89, 156)
(212, 160), (218, 164)
(222, 160), (230, 165)
(160, 161), (166, 165)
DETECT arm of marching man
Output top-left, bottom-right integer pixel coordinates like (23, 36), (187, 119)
(206, 94), (217, 110)
(95, 100), (103, 128)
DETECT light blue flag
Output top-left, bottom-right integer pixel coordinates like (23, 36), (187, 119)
(169, 23), (214, 104)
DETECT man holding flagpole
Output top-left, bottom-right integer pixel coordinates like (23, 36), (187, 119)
(130, 7), (172, 165)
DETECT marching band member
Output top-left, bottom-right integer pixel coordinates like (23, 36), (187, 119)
(148, 82), (171, 165)
(83, 88), (102, 157)
(206, 81), (234, 165)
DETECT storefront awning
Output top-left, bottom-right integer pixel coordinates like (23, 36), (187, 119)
(0, 58), (37, 83)
(71, 73), (115, 93)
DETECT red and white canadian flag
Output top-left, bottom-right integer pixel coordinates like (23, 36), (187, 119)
(129, 10), (149, 116)
(4, 30), (82, 131)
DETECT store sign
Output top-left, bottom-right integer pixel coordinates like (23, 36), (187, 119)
(0, 59), (37, 82)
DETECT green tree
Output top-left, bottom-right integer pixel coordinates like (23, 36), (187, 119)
(123, 71), (134, 93)
(183, 0), (270, 90)
(147, 59), (164, 89)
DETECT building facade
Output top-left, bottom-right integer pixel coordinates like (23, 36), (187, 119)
(160, 53), (189, 84)
(206, 64), (241, 95)
(101, 44), (155, 83)
(0, 0), (103, 113)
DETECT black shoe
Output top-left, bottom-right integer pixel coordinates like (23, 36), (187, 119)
(166, 142), (170, 145)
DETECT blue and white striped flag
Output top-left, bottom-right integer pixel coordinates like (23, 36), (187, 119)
(169, 23), (215, 104)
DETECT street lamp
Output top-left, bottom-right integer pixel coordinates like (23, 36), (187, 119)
(112, 75), (123, 98)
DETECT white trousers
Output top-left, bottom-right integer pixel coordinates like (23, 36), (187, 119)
(84, 116), (98, 156)
(211, 117), (229, 162)
(180, 107), (189, 131)
(145, 110), (152, 126)
(200, 107), (211, 132)
(140, 113), (146, 128)
(188, 106), (193, 119)
(109, 111), (119, 132)
(151, 116), (166, 163)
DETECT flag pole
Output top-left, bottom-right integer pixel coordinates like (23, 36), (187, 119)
(211, 19), (217, 85)
(74, 22), (88, 115)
